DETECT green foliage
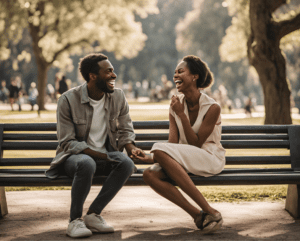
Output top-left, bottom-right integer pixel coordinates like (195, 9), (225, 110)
(175, 0), (256, 104)
(0, 0), (159, 65)
(276, 3), (300, 51)
(219, 0), (249, 62)
(101, 0), (193, 92)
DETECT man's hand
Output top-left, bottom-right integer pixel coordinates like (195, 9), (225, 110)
(82, 148), (108, 160)
(130, 146), (144, 159)
(133, 151), (154, 164)
(125, 143), (153, 163)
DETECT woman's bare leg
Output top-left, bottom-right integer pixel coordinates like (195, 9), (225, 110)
(143, 163), (200, 219)
(152, 150), (219, 217)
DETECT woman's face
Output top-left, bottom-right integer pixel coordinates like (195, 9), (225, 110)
(173, 61), (195, 92)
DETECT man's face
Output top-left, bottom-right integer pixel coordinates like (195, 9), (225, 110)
(96, 59), (117, 93)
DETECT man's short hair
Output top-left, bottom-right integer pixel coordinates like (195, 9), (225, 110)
(79, 53), (108, 82)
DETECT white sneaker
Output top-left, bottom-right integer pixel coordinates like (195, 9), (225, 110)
(66, 218), (93, 238)
(83, 213), (114, 233)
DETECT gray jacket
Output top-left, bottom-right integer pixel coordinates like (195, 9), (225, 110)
(46, 82), (135, 179)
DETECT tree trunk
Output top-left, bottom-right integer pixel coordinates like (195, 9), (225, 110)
(27, 12), (50, 110)
(248, 0), (292, 124)
(36, 61), (49, 111)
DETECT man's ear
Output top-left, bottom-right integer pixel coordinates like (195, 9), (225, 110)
(89, 73), (96, 81)
(194, 74), (199, 81)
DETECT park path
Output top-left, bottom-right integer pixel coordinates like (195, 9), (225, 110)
(1, 186), (300, 240)
(1, 102), (300, 120)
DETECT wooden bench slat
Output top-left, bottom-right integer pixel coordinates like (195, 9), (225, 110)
(132, 121), (169, 129)
(0, 155), (290, 166)
(0, 167), (294, 175)
(0, 156), (291, 167)
(3, 134), (57, 141)
(1, 171), (300, 186)
(135, 140), (290, 150)
(226, 156), (291, 165)
(1, 123), (289, 133)
(221, 140), (290, 148)
(221, 125), (288, 134)
(221, 134), (288, 140)
(3, 133), (288, 141)
(0, 158), (53, 166)
(2, 142), (58, 150)
(1, 140), (290, 150)
(2, 123), (57, 131)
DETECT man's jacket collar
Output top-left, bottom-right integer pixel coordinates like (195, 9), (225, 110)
(80, 82), (112, 104)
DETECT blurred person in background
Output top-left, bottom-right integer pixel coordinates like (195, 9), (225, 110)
(58, 75), (69, 97)
(15, 76), (26, 111)
(46, 83), (55, 103)
(28, 82), (39, 111)
(8, 77), (20, 111)
(0, 80), (9, 103)
(244, 97), (253, 117)
(54, 73), (61, 102)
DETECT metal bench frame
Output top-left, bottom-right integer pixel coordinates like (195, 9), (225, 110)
(1, 122), (300, 218)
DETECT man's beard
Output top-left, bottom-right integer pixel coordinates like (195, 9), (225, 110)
(96, 77), (114, 94)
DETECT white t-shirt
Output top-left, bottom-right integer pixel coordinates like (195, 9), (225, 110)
(87, 96), (107, 153)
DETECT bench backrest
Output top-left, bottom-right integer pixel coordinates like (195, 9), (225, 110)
(0, 122), (300, 171)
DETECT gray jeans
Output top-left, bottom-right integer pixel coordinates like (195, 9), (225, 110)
(64, 151), (135, 221)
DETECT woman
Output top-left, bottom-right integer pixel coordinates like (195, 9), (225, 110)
(135, 55), (226, 233)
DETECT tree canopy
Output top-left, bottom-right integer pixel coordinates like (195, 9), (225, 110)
(176, 0), (257, 106)
(0, 0), (158, 109)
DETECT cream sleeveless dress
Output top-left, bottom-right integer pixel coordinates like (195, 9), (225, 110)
(150, 93), (226, 177)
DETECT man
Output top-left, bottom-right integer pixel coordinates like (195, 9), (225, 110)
(46, 53), (143, 238)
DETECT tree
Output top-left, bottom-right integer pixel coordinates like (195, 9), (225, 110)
(104, 0), (193, 91)
(220, 0), (300, 124)
(0, 0), (158, 110)
(175, 0), (259, 107)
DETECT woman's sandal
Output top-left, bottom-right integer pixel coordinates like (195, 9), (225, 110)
(194, 211), (223, 234)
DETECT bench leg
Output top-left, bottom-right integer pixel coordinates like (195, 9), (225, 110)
(0, 186), (8, 218)
(285, 184), (300, 219)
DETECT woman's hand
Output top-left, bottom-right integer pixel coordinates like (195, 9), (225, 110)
(171, 95), (184, 117)
(131, 150), (154, 164)
(133, 153), (154, 163)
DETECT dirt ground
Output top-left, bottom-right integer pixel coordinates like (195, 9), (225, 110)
(0, 186), (300, 240)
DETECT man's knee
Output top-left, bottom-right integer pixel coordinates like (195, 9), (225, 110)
(75, 155), (96, 175)
(110, 152), (135, 174)
(120, 156), (135, 173)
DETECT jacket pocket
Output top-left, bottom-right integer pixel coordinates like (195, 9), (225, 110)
(109, 118), (118, 133)
(73, 118), (87, 138)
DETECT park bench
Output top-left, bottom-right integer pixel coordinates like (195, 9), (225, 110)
(1, 122), (300, 219)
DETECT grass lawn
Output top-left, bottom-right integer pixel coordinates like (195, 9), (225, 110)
(1, 104), (298, 202)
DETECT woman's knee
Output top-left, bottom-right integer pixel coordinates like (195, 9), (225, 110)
(143, 164), (163, 184)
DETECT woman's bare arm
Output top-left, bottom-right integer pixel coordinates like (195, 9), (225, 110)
(168, 113), (179, 143)
(177, 104), (220, 148)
